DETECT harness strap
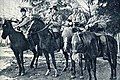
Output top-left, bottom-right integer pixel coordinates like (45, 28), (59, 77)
(76, 32), (81, 42)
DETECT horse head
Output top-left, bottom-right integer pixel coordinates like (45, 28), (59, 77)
(1, 19), (12, 39)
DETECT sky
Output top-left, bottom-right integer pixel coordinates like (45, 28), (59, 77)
(0, 0), (99, 18)
(0, 0), (31, 19)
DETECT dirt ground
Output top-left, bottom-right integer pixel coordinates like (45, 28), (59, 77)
(0, 47), (120, 80)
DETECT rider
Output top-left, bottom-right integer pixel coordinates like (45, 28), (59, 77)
(15, 8), (30, 35)
(48, 5), (63, 52)
(67, 7), (87, 31)
(15, 8), (38, 52)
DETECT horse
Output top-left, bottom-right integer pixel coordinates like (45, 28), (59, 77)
(61, 26), (74, 72)
(61, 27), (85, 78)
(71, 30), (117, 80)
(1, 18), (58, 77)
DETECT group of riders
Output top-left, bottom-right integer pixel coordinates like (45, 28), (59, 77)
(14, 5), (108, 60)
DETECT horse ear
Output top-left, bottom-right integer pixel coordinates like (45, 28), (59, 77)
(1, 18), (6, 25)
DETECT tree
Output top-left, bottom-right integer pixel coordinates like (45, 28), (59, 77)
(76, 0), (120, 35)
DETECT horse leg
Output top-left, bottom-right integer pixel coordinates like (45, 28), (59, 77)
(71, 59), (76, 79)
(108, 59), (114, 79)
(50, 52), (58, 77)
(86, 59), (92, 80)
(14, 52), (22, 76)
(35, 45), (42, 68)
(44, 51), (51, 76)
(56, 33), (61, 52)
(35, 53), (39, 68)
(70, 53), (76, 79)
(84, 56), (87, 70)
(112, 58), (117, 79)
(92, 58), (97, 80)
(84, 54), (89, 70)
(79, 54), (84, 79)
(19, 51), (25, 75)
(62, 51), (69, 72)
(112, 43), (118, 79)
(30, 48), (37, 68)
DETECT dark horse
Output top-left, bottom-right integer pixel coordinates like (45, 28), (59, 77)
(71, 31), (117, 80)
(1, 18), (58, 77)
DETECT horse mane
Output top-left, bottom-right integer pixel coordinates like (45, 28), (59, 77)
(33, 17), (45, 25)
(4, 19), (12, 26)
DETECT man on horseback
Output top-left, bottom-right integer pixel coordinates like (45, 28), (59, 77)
(67, 7), (87, 32)
(48, 5), (63, 52)
(15, 8), (37, 50)
(15, 8), (40, 50)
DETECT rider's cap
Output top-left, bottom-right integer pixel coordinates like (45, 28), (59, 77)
(20, 8), (26, 12)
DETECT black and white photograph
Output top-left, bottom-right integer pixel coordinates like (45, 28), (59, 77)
(0, 0), (120, 80)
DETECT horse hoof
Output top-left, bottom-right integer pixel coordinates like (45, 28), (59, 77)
(17, 73), (21, 76)
(35, 64), (38, 69)
(53, 74), (58, 77)
(110, 77), (117, 80)
(35, 66), (37, 69)
(80, 76), (84, 79)
(30, 65), (34, 68)
(113, 76), (117, 79)
(62, 67), (67, 72)
(21, 72), (25, 76)
(70, 68), (73, 71)
(71, 75), (76, 79)
(84, 67), (86, 70)
(45, 69), (50, 76)
(54, 69), (58, 77)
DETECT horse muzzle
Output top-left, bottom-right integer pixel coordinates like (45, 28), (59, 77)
(1, 34), (7, 39)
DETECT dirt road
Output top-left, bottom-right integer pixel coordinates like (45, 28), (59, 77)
(0, 47), (120, 80)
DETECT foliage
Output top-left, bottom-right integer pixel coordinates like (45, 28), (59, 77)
(29, 0), (120, 35)
(79, 0), (120, 35)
